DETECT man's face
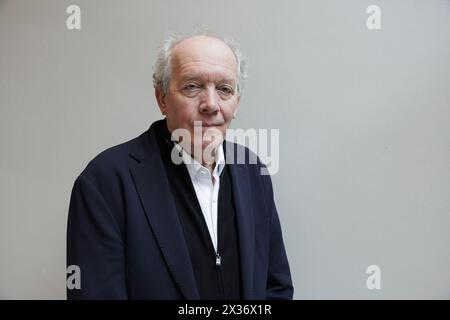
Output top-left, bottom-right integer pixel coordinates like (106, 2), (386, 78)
(155, 35), (240, 153)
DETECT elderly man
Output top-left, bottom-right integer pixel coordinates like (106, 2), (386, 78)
(67, 32), (293, 300)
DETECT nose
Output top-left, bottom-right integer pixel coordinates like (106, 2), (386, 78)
(199, 86), (219, 114)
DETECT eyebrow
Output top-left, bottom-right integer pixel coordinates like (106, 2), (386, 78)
(179, 74), (236, 85)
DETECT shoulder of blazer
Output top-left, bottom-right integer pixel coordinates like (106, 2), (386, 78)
(78, 122), (159, 184)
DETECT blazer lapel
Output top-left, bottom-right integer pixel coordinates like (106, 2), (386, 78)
(228, 158), (255, 299)
(129, 125), (199, 299)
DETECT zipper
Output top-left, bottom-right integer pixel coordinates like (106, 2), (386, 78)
(213, 170), (226, 299)
(198, 210), (225, 299)
(215, 251), (225, 299)
(215, 175), (226, 299)
(215, 252), (222, 266)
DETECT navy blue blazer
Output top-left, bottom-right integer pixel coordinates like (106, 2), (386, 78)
(67, 120), (293, 299)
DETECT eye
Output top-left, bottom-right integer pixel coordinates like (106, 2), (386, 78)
(217, 85), (234, 97)
(183, 83), (201, 91)
(182, 83), (202, 97)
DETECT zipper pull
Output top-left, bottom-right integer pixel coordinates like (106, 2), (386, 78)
(215, 253), (221, 267)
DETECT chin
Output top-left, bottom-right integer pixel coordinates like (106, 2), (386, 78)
(202, 138), (222, 149)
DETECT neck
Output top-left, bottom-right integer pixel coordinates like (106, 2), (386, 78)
(203, 162), (215, 174)
(195, 148), (217, 174)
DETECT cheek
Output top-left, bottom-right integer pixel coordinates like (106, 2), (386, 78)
(223, 104), (238, 122)
(167, 98), (197, 123)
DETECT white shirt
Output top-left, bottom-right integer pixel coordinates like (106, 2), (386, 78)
(174, 143), (226, 253)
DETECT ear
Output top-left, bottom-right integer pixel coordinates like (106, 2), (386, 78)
(155, 87), (167, 115)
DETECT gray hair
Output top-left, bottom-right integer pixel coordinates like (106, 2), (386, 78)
(152, 29), (248, 97)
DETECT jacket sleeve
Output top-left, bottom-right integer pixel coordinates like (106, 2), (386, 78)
(66, 173), (128, 299)
(263, 172), (294, 300)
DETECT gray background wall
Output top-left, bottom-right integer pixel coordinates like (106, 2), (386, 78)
(1, 0), (449, 299)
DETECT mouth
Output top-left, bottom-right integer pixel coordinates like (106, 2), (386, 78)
(204, 124), (222, 128)
(195, 122), (223, 128)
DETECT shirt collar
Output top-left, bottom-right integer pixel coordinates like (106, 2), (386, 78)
(174, 143), (226, 180)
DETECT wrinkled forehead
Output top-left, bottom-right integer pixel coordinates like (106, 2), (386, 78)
(171, 36), (238, 79)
